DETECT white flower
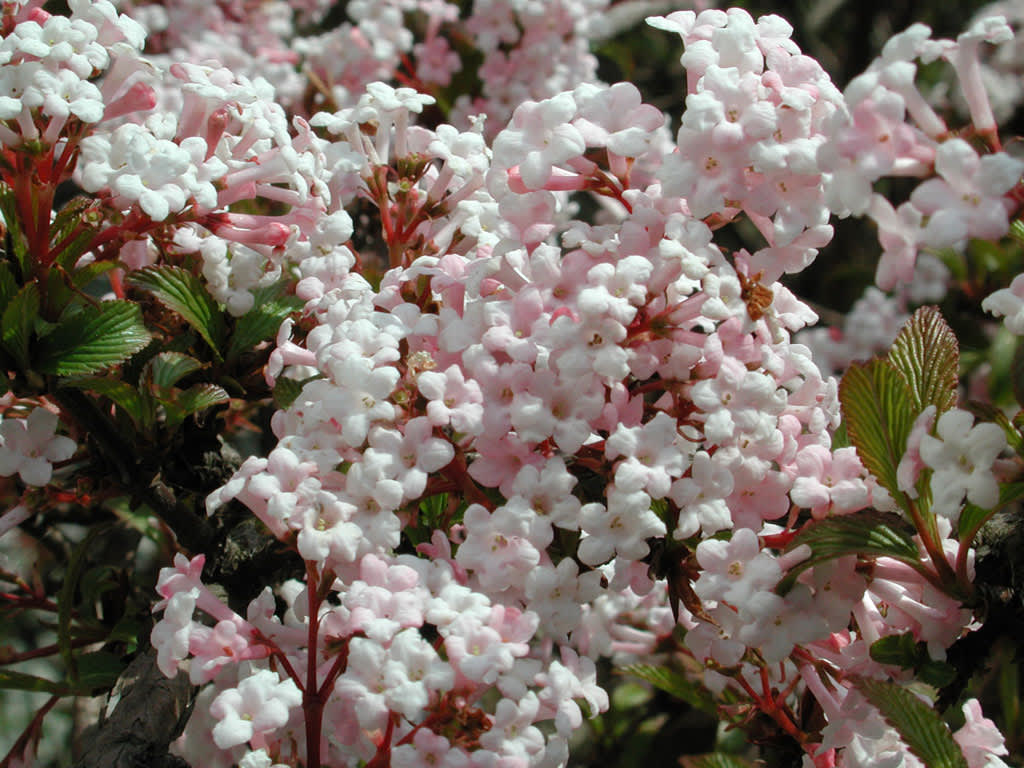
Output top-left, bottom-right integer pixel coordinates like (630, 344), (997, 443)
(209, 670), (302, 749)
(0, 408), (76, 486)
(919, 408), (1005, 519)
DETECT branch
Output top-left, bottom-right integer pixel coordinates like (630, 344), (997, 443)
(73, 649), (195, 768)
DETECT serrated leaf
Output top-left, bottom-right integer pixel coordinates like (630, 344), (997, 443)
(1, 282), (38, 369)
(37, 300), (150, 375)
(680, 755), (753, 768)
(888, 306), (959, 414)
(839, 359), (915, 510)
(227, 283), (301, 362)
(0, 669), (66, 694)
(852, 676), (968, 768)
(60, 376), (147, 426)
(176, 383), (229, 414)
(162, 383), (229, 430)
(127, 266), (225, 358)
(144, 351), (203, 391)
(621, 663), (716, 713)
(776, 511), (922, 595)
(870, 633), (920, 668)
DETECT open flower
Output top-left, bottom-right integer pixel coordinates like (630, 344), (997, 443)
(0, 408), (76, 486)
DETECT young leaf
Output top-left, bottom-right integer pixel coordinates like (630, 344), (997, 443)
(888, 306), (959, 414)
(127, 266), (226, 358)
(851, 676), (968, 768)
(226, 283), (302, 362)
(776, 511), (922, 595)
(839, 358), (915, 510)
(1, 282), (38, 369)
(36, 301), (150, 375)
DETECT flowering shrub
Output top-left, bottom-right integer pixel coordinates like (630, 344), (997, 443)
(0, 1), (1023, 767)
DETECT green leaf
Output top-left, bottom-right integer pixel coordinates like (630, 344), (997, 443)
(831, 419), (850, 449)
(227, 282), (301, 362)
(69, 650), (124, 693)
(839, 359), (915, 510)
(175, 383), (229, 415)
(776, 511), (922, 595)
(869, 635), (957, 689)
(1, 282), (38, 369)
(143, 351), (203, 391)
(37, 301), (150, 375)
(918, 660), (957, 689)
(60, 377), (147, 425)
(160, 383), (229, 431)
(273, 375), (315, 410)
(870, 633), (920, 668)
(620, 663), (717, 714)
(127, 266), (226, 358)
(888, 306), (959, 414)
(852, 676), (968, 768)
(0, 668), (66, 694)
